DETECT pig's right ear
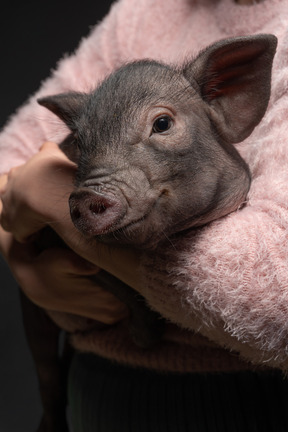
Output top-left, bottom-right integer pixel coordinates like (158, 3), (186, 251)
(37, 92), (88, 130)
(183, 34), (277, 143)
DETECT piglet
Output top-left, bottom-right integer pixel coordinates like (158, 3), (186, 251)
(22, 34), (277, 432)
(39, 35), (276, 248)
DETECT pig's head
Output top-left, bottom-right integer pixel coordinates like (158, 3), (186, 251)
(38, 34), (277, 249)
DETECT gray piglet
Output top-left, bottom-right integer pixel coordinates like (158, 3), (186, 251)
(38, 34), (277, 348)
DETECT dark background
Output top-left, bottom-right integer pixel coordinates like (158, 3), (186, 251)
(0, 2), (114, 431)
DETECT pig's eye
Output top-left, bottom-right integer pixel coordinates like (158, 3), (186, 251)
(152, 116), (172, 134)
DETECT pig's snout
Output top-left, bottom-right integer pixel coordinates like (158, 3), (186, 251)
(69, 189), (126, 236)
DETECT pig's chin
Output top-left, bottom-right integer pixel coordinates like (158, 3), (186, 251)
(94, 212), (198, 249)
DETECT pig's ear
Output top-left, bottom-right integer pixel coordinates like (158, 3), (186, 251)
(37, 92), (88, 130)
(183, 34), (277, 143)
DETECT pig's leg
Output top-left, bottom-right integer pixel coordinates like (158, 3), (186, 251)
(92, 271), (165, 348)
(19, 290), (70, 432)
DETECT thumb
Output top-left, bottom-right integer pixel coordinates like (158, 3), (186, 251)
(40, 141), (60, 151)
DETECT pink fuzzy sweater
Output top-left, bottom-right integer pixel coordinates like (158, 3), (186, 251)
(2, 0), (288, 373)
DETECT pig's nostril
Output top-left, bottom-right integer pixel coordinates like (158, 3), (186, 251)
(89, 202), (107, 215)
(69, 189), (126, 236)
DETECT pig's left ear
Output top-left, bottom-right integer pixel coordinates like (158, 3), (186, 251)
(37, 92), (88, 131)
(183, 34), (277, 143)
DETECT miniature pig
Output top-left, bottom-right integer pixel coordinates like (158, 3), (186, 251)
(39, 34), (276, 250)
(37, 34), (277, 347)
(24, 34), (277, 431)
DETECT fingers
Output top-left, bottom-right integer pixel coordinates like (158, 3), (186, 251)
(0, 241), (130, 325)
(0, 143), (76, 241)
(0, 233), (129, 324)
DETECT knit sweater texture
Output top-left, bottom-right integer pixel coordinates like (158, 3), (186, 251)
(1, 0), (288, 372)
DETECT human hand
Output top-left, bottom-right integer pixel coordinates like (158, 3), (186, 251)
(0, 141), (142, 290)
(0, 141), (75, 242)
(0, 226), (128, 323)
(0, 154), (128, 324)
